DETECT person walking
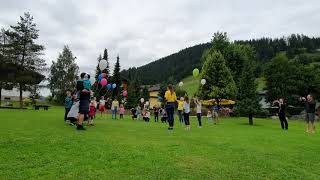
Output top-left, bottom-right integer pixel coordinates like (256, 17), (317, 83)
(194, 97), (202, 128)
(64, 91), (73, 122)
(273, 98), (288, 130)
(301, 95), (317, 133)
(164, 84), (177, 130)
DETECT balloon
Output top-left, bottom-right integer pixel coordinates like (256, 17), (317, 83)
(100, 78), (107, 86)
(140, 98), (144, 103)
(201, 79), (206, 85)
(157, 96), (163, 101)
(107, 84), (112, 90)
(101, 73), (107, 78)
(179, 81), (183, 87)
(146, 101), (149, 106)
(112, 83), (117, 89)
(98, 74), (103, 81)
(123, 90), (128, 97)
(193, 68), (200, 77)
(99, 60), (108, 70)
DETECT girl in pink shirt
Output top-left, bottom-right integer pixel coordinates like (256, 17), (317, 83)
(119, 104), (125, 119)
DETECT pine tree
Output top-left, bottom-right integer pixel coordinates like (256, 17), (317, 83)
(198, 49), (237, 103)
(102, 48), (110, 80)
(48, 46), (79, 104)
(112, 55), (121, 99)
(6, 12), (46, 108)
(237, 59), (261, 125)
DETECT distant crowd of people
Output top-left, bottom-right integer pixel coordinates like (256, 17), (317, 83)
(63, 72), (318, 133)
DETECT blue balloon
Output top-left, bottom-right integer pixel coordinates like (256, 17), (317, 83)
(112, 83), (117, 89)
(157, 96), (163, 101)
(98, 74), (103, 81)
(107, 84), (112, 90)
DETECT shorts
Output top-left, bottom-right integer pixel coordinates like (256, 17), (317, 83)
(99, 105), (105, 112)
(79, 99), (90, 114)
(306, 113), (315, 123)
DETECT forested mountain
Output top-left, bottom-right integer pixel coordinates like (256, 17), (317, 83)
(121, 34), (320, 85)
(121, 43), (212, 85)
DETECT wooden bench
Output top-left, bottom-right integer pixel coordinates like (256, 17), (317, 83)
(34, 105), (50, 110)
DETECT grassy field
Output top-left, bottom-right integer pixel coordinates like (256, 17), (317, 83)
(1, 107), (320, 179)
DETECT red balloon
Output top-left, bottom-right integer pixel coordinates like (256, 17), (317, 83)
(102, 73), (107, 78)
(100, 78), (107, 86)
(122, 90), (128, 97)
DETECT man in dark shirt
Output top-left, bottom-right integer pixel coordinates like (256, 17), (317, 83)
(273, 98), (288, 130)
(301, 95), (317, 133)
(76, 72), (91, 130)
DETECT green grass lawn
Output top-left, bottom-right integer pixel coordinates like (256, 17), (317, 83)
(1, 107), (320, 179)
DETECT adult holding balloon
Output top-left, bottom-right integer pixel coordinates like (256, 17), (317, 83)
(164, 84), (177, 130)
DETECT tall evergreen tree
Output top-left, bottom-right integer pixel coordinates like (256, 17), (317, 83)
(48, 46), (79, 104)
(102, 48), (110, 80)
(112, 55), (121, 99)
(198, 49), (237, 103)
(237, 59), (261, 125)
(6, 12), (46, 108)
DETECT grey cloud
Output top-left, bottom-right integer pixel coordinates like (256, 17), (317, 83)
(1, 0), (320, 77)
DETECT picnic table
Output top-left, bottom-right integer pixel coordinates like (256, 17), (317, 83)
(34, 105), (50, 110)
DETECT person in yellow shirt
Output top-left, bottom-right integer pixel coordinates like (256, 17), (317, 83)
(164, 84), (177, 130)
(177, 97), (184, 124)
(111, 98), (119, 119)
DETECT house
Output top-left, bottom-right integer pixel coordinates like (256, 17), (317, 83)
(148, 84), (161, 108)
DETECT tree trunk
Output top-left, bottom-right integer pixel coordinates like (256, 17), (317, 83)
(249, 114), (253, 125)
(19, 83), (23, 109)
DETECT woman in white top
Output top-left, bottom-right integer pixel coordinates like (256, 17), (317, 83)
(194, 97), (202, 128)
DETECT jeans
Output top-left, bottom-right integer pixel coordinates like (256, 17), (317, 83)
(279, 115), (288, 129)
(184, 112), (190, 125)
(178, 110), (184, 124)
(112, 107), (118, 119)
(64, 108), (71, 121)
(197, 113), (202, 127)
(166, 103), (175, 127)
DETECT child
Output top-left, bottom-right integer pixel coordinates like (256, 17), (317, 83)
(194, 97), (202, 128)
(177, 97), (184, 124)
(212, 105), (220, 125)
(83, 74), (92, 92)
(131, 108), (137, 120)
(64, 91), (73, 122)
(119, 104), (125, 119)
(143, 109), (150, 122)
(153, 105), (159, 122)
(136, 106), (141, 120)
(183, 96), (191, 130)
(207, 110), (213, 124)
(161, 109), (168, 123)
(88, 100), (96, 126)
(99, 96), (106, 117)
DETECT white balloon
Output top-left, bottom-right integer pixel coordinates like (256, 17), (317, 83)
(201, 79), (206, 85)
(140, 98), (145, 103)
(146, 101), (149, 105)
(99, 60), (108, 70)
(179, 81), (183, 87)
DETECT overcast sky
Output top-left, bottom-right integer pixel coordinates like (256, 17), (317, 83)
(1, 0), (320, 76)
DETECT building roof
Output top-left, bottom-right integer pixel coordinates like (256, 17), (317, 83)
(148, 84), (160, 92)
